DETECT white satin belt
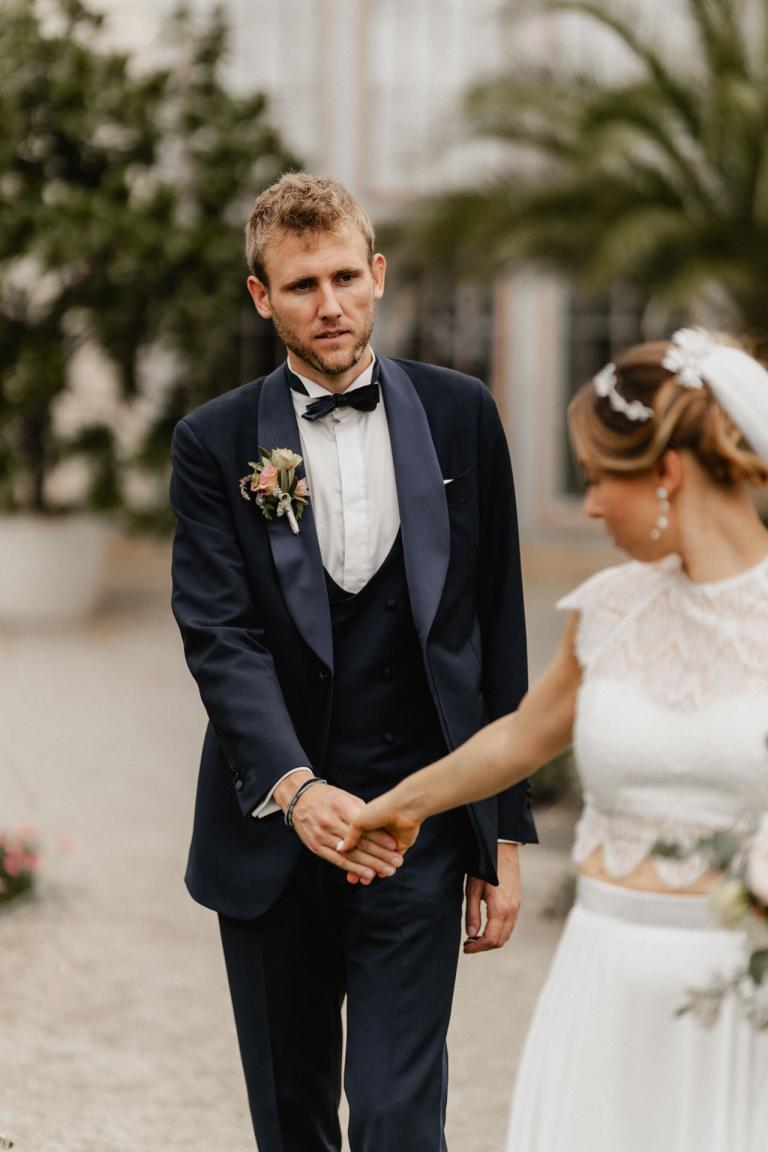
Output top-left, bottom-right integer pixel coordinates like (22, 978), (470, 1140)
(576, 873), (716, 930)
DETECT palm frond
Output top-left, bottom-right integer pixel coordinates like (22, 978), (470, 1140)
(581, 83), (718, 208)
(398, 0), (768, 338)
(464, 71), (587, 162)
(687, 0), (750, 76)
(509, 0), (703, 135)
(581, 207), (695, 287)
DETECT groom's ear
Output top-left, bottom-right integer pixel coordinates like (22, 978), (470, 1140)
(371, 252), (386, 301)
(247, 275), (273, 320)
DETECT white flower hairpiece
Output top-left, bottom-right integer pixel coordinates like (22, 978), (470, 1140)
(661, 327), (720, 389)
(661, 326), (768, 462)
(594, 327), (768, 462)
(593, 363), (654, 422)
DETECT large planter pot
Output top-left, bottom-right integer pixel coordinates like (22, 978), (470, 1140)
(0, 515), (110, 626)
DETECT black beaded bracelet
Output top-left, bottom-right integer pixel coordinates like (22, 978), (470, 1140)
(284, 776), (327, 829)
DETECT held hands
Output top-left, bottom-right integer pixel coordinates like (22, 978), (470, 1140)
(281, 778), (523, 947)
(337, 790), (423, 859)
(277, 775), (404, 885)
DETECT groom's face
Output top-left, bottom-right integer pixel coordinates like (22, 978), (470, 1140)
(247, 224), (386, 391)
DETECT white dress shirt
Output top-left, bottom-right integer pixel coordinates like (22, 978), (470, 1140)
(288, 351), (400, 594)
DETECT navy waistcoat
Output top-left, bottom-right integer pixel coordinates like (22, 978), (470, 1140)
(322, 534), (447, 800)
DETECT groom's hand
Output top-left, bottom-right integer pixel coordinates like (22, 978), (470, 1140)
(275, 776), (404, 884)
(463, 843), (522, 954)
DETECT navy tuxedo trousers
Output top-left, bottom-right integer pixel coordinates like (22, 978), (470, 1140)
(219, 540), (475, 1150)
(219, 810), (473, 1152)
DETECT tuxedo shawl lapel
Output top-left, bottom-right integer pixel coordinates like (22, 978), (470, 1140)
(257, 364), (333, 671)
(379, 357), (450, 645)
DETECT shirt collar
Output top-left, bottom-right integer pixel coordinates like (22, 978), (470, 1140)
(287, 349), (377, 400)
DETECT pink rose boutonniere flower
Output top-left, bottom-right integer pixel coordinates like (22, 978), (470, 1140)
(256, 463), (280, 494)
(240, 446), (310, 534)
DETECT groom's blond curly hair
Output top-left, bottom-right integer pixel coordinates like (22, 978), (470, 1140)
(245, 172), (376, 284)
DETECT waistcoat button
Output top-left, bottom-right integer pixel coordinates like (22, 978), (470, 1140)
(386, 597), (397, 609)
(384, 732), (396, 744)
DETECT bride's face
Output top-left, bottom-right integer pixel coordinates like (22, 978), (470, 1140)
(582, 465), (674, 561)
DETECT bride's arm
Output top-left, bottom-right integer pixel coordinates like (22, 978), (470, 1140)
(340, 613), (582, 853)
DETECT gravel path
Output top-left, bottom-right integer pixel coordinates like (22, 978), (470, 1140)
(0, 537), (587, 1152)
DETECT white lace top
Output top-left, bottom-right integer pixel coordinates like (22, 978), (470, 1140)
(558, 552), (768, 887)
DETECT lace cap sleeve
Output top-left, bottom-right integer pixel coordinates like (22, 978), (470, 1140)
(557, 560), (667, 669)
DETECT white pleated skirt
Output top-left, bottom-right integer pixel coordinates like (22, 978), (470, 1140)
(506, 875), (768, 1152)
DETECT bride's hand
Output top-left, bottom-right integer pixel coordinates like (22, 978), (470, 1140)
(337, 792), (422, 859)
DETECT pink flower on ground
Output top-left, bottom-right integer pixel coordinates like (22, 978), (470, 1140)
(257, 464), (280, 494)
(3, 852), (21, 878)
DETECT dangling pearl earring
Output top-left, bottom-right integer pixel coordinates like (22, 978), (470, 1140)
(650, 486), (670, 541)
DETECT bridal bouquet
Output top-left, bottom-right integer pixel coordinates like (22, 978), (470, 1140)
(0, 826), (40, 905)
(662, 818), (768, 1028)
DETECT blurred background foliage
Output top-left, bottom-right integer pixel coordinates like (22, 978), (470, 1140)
(528, 747), (582, 809)
(394, 0), (768, 348)
(0, 0), (298, 522)
(2, 0), (765, 532)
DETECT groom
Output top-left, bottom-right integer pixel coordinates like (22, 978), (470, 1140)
(170, 172), (537, 1151)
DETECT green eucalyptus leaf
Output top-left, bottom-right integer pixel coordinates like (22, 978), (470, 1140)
(748, 949), (768, 986)
(650, 839), (687, 860)
(703, 830), (743, 871)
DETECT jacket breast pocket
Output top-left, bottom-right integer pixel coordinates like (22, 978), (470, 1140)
(443, 466), (477, 507)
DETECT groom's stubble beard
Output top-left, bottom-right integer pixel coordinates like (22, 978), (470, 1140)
(268, 296), (376, 380)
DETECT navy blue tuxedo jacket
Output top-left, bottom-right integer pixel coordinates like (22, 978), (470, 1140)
(171, 356), (537, 919)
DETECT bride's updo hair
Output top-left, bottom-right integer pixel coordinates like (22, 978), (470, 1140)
(568, 337), (768, 488)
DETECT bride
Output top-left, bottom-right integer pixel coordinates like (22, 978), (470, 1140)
(340, 328), (768, 1151)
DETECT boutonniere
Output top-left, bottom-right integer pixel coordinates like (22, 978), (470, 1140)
(239, 447), (310, 535)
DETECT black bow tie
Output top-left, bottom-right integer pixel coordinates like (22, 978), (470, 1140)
(299, 382), (381, 422)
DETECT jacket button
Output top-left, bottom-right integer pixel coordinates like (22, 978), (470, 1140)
(319, 669), (330, 682)
(384, 732), (396, 744)
(383, 666), (393, 679)
(386, 597), (397, 609)
(235, 779), (244, 791)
